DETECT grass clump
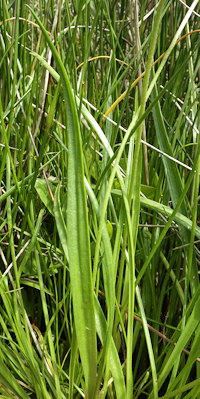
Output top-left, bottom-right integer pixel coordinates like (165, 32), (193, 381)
(0, 1), (200, 398)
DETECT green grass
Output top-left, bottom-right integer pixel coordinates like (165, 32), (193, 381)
(0, 1), (200, 398)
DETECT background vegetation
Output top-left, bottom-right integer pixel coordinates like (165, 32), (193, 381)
(0, 0), (199, 398)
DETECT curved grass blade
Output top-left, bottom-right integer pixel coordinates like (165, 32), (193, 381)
(94, 295), (126, 399)
(149, 296), (200, 397)
(0, 361), (29, 399)
(112, 191), (200, 240)
(151, 83), (189, 232)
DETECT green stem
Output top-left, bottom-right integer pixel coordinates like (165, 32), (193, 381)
(126, 2), (165, 398)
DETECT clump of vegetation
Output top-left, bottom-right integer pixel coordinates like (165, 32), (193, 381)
(0, 1), (199, 398)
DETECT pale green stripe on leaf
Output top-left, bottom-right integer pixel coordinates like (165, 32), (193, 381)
(28, 7), (97, 396)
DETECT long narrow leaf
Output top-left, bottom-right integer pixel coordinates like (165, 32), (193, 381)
(28, 7), (97, 397)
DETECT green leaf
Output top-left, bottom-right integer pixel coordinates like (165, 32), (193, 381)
(0, 361), (29, 399)
(141, 184), (156, 200)
(94, 296), (126, 399)
(149, 297), (200, 397)
(35, 178), (55, 215)
(151, 82), (189, 241)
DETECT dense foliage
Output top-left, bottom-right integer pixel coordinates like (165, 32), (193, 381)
(0, 0), (199, 398)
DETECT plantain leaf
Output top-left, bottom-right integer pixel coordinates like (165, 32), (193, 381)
(27, 8), (98, 397)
